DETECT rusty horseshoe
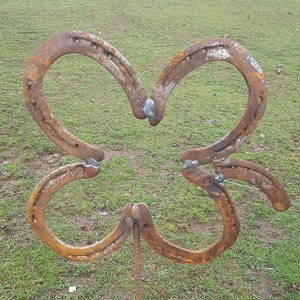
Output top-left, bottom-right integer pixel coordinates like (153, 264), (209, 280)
(136, 167), (240, 264)
(213, 158), (291, 211)
(23, 30), (147, 162)
(27, 158), (134, 261)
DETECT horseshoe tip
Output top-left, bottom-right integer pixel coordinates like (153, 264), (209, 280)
(273, 201), (291, 212)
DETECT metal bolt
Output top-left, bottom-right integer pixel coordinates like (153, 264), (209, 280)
(143, 98), (155, 118)
(214, 173), (225, 184)
(183, 160), (199, 169)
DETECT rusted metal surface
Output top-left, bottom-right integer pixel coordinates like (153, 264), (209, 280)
(151, 38), (267, 163)
(22, 30), (147, 162)
(27, 159), (134, 261)
(213, 158), (291, 211)
(23, 30), (290, 299)
(133, 217), (142, 300)
(138, 168), (240, 264)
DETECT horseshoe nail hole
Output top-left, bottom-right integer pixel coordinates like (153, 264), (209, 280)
(41, 118), (46, 123)
(31, 215), (37, 223)
(27, 79), (33, 90)
(143, 223), (150, 229)
(90, 42), (98, 49)
(243, 123), (251, 134)
(103, 49), (113, 58)
(72, 37), (80, 43)
(259, 90), (267, 100)
(74, 143), (79, 148)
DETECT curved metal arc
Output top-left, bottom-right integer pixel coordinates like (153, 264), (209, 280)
(137, 168), (240, 265)
(149, 38), (267, 165)
(213, 159), (291, 212)
(23, 30), (147, 161)
(27, 162), (133, 262)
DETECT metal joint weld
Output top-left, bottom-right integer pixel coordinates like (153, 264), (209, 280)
(183, 160), (199, 169)
(214, 173), (226, 184)
(143, 98), (155, 118)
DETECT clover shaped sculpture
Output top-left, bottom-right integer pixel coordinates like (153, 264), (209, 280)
(23, 31), (290, 299)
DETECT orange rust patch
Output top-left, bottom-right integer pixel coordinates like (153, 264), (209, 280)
(252, 71), (264, 80)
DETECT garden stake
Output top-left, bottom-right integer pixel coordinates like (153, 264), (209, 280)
(23, 30), (291, 299)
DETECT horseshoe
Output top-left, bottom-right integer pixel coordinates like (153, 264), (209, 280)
(136, 167), (240, 265)
(27, 158), (133, 262)
(22, 30), (147, 161)
(147, 38), (267, 165)
(213, 158), (291, 212)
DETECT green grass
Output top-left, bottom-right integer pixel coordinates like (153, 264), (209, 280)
(1, 0), (299, 299)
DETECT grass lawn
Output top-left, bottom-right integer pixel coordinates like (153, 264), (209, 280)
(1, 0), (299, 299)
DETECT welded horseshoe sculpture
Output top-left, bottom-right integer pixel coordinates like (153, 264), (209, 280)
(23, 30), (290, 296)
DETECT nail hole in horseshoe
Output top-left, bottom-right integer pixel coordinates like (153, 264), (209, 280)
(90, 42), (98, 49)
(33, 198), (38, 208)
(242, 122), (252, 134)
(74, 143), (79, 148)
(27, 79), (33, 90)
(31, 215), (37, 223)
(143, 223), (150, 229)
(103, 49), (112, 58)
(72, 37), (80, 43)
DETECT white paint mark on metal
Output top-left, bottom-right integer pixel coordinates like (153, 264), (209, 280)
(206, 48), (231, 60)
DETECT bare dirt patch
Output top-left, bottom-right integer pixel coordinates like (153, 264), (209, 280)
(187, 218), (222, 236)
(254, 218), (283, 246)
(248, 268), (281, 300)
(102, 146), (147, 161)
